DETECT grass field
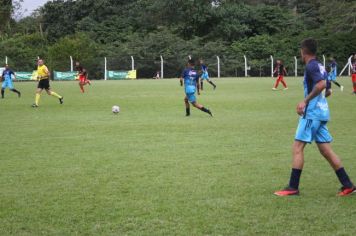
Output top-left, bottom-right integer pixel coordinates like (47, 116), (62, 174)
(1, 77), (356, 235)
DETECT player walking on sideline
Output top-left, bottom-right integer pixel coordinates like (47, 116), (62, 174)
(75, 61), (91, 93)
(327, 58), (343, 91)
(32, 59), (63, 108)
(274, 39), (355, 197)
(1, 64), (21, 99)
(180, 59), (212, 117)
(199, 59), (216, 90)
(351, 54), (356, 94)
(272, 60), (288, 90)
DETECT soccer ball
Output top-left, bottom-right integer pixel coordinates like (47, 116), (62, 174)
(112, 105), (120, 114)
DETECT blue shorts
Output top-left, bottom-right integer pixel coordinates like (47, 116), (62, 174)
(295, 118), (333, 144)
(328, 74), (337, 82)
(186, 92), (196, 103)
(201, 72), (209, 80)
(2, 79), (14, 89)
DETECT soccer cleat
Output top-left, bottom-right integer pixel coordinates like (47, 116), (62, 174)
(272, 88), (278, 91)
(31, 104), (38, 108)
(283, 87), (289, 90)
(274, 187), (299, 196)
(18, 92), (21, 98)
(340, 86), (344, 92)
(214, 85), (217, 90)
(59, 97), (64, 104)
(338, 186), (356, 196)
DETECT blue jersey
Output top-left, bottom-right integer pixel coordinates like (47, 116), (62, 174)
(201, 64), (208, 73)
(182, 68), (199, 94)
(328, 61), (337, 78)
(2, 69), (14, 81)
(303, 59), (329, 121)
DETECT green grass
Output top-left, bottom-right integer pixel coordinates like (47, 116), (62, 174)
(0, 77), (356, 235)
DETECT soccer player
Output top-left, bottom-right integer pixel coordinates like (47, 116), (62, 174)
(180, 59), (213, 117)
(351, 54), (356, 94)
(75, 61), (91, 93)
(199, 59), (216, 90)
(32, 59), (63, 108)
(327, 58), (343, 91)
(272, 60), (288, 90)
(1, 64), (21, 99)
(274, 38), (355, 197)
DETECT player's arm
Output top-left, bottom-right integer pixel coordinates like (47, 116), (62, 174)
(83, 69), (88, 79)
(297, 80), (326, 115)
(11, 71), (16, 81)
(273, 67), (277, 76)
(44, 67), (50, 78)
(197, 77), (201, 95)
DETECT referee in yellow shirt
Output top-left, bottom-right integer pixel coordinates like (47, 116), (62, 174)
(32, 59), (63, 107)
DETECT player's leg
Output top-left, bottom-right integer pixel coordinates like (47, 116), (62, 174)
(33, 87), (43, 107)
(275, 118), (314, 196)
(191, 101), (212, 116)
(280, 76), (288, 89)
(8, 80), (20, 97)
(273, 76), (281, 89)
(1, 80), (8, 98)
(47, 88), (63, 104)
(317, 143), (355, 195)
(332, 81), (341, 88)
(315, 123), (355, 196)
(274, 141), (306, 196)
(10, 89), (21, 97)
(352, 74), (356, 94)
(207, 79), (216, 90)
(184, 96), (190, 116)
(79, 81), (85, 93)
(200, 80), (204, 91)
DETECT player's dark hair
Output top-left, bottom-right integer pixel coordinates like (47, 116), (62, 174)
(301, 38), (318, 55)
(188, 59), (195, 66)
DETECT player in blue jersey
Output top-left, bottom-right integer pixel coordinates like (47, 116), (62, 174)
(199, 59), (216, 91)
(180, 59), (213, 117)
(274, 38), (355, 197)
(1, 64), (21, 99)
(327, 58), (343, 91)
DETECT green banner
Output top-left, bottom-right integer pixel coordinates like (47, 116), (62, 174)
(107, 70), (137, 80)
(15, 71), (37, 81)
(53, 71), (77, 81)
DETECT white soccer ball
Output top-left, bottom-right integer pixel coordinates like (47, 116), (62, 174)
(112, 105), (120, 114)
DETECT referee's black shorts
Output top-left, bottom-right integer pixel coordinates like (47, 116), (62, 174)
(38, 79), (50, 90)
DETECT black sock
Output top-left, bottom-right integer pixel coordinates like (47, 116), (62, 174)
(201, 107), (210, 113)
(186, 108), (190, 116)
(288, 168), (302, 190)
(209, 81), (216, 87)
(11, 89), (20, 95)
(332, 81), (341, 88)
(1, 89), (4, 98)
(201, 81), (203, 90)
(336, 167), (354, 188)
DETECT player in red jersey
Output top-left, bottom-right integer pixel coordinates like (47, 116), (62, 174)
(351, 54), (356, 95)
(272, 60), (288, 90)
(75, 61), (91, 93)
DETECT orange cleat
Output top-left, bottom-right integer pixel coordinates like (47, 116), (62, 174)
(338, 186), (356, 196)
(274, 187), (299, 196)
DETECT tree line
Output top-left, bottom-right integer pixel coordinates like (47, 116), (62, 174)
(1, 0), (356, 78)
